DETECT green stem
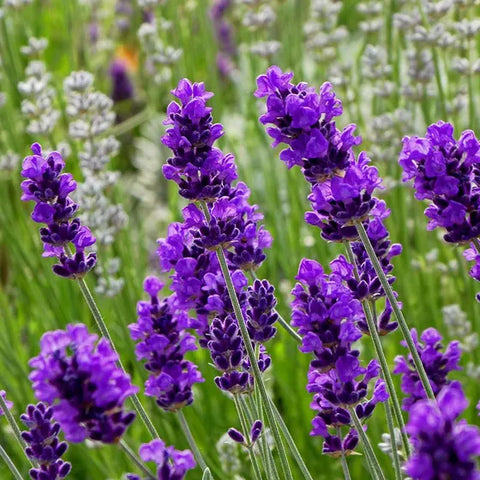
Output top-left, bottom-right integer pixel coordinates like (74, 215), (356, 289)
(354, 222), (436, 401)
(349, 408), (386, 480)
(247, 385), (279, 480)
(119, 440), (156, 480)
(0, 394), (34, 468)
(76, 278), (160, 439)
(336, 427), (352, 480)
(344, 242), (411, 458)
(234, 395), (264, 480)
(269, 399), (315, 480)
(216, 247), (293, 480)
(177, 410), (208, 472)
(384, 401), (402, 480)
(249, 271), (302, 343)
(0, 444), (23, 480)
(200, 202), (294, 480)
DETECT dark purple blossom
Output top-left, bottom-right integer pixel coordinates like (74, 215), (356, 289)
(161, 79), (237, 201)
(399, 121), (480, 244)
(21, 402), (71, 480)
(21, 143), (96, 279)
(110, 60), (134, 102)
(405, 381), (480, 480)
(126, 439), (195, 480)
(255, 65), (360, 184)
(394, 327), (461, 411)
(29, 324), (137, 444)
(129, 276), (204, 412)
(208, 315), (252, 394)
(245, 279), (278, 342)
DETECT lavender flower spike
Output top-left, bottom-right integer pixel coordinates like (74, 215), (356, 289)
(21, 143), (96, 279)
(21, 402), (71, 480)
(406, 382), (480, 480)
(126, 439), (196, 480)
(129, 276), (204, 412)
(394, 327), (461, 411)
(29, 323), (137, 444)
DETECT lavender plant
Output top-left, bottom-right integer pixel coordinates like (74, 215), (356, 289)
(63, 70), (127, 296)
(399, 121), (480, 299)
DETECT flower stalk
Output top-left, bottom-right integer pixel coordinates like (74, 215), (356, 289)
(177, 411), (208, 473)
(0, 444), (23, 480)
(354, 221), (435, 401)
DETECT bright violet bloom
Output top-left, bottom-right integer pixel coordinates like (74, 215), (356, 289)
(126, 439), (196, 480)
(161, 79), (277, 396)
(129, 276), (204, 412)
(255, 65), (360, 184)
(399, 121), (480, 243)
(291, 258), (388, 455)
(21, 143), (96, 279)
(399, 122), (480, 300)
(405, 381), (480, 480)
(21, 402), (71, 480)
(29, 324), (137, 443)
(394, 327), (461, 411)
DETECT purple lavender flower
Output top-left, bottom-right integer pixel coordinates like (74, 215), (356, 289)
(208, 315), (252, 394)
(21, 402), (71, 480)
(405, 381), (480, 480)
(29, 324), (137, 443)
(291, 258), (388, 455)
(110, 60), (134, 103)
(0, 391), (13, 415)
(21, 143), (96, 279)
(126, 439), (196, 480)
(255, 65), (360, 184)
(245, 279), (278, 342)
(399, 121), (480, 243)
(161, 79), (237, 201)
(394, 327), (461, 411)
(129, 276), (204, 412)
(305, 153), (387, 240)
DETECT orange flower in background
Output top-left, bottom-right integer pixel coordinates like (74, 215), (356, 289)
(115, 44), (139, 72)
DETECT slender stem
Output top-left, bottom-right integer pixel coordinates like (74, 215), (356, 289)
(249, 271), (302, 343)
(177, 410), (208, 472)
(234, 395), (264, 480)
(0, 444), (23, 480)
(119, 440), (156, 480)
(247, 387), (279, 480)
(269, 399), (315, 480)
(0, 395), (34, 469)
(199, 202), (294, 480)
(336, 427), (352, 480)
(344, 242), (411, 458)
(349, 408), (386, 480)
(216, 246), (293, 480)
(354, 222), (435, 401)
(384, 401), (403, 480)
(76, 278), (160, 439)
(369, 303), (405, 480)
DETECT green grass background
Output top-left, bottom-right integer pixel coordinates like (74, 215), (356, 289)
(0, 0), (479, 478)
